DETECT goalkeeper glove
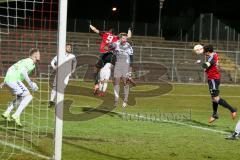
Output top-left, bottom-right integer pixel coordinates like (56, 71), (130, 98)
(30, 82), (39, 91)
(202, 62), (211, 69)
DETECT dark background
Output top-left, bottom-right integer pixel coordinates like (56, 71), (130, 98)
(67, 0), (240, 39)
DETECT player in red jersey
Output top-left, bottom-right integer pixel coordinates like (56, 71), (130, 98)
(201, 45), (237, 123)
(90, 24), (132, 94)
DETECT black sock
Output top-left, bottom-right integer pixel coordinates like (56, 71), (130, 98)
(218, 98), (236, 113)
(93, 72), (99, 85)
(212, 102), (218, 115)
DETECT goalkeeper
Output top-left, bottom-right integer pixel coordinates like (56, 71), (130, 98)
(1, 48), (40, 127)
(112, 33), (134, 108)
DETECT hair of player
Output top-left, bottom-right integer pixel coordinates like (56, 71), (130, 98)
(203, 45), (214, 53)
(108, 28), (116, 34)
(29, 48), (40, 56)
(66, 43), (72, 47)
(118, 32), (128, 38)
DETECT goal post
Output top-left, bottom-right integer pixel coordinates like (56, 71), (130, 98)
(54, 0), (68, 160)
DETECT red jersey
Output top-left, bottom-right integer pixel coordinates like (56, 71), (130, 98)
(99, 32), (119, 53)
(205, 52), (220, 80)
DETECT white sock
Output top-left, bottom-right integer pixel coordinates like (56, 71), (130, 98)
(50, 88), (56, 102)
(114, 84), (120, 102)
(14, 94), (33, 116)
(99, 82), (103, 92)
(123, 85), (129, 102)
(235, 120), (240, 134)
(103, 82), (108, 92)
(5, 96), (22, 114)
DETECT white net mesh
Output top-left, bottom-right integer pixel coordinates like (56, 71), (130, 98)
(0, 0), (57, 159)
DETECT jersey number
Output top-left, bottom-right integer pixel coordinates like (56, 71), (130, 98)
(106, 35), (113, 43)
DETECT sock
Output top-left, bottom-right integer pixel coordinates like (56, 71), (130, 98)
(93, 72), (99, 85)
(14, 94), (33, 116)
(114, 84), (119, 102)
(212, 102), (218, 115)
(123, 85), (129, 103)
(235, 120), (240, 134)
(218, 98), (236, 113)
(50, 88), (56, 102)
(5, 96), (22, 114)
(103, 82), (108, 92)
(99, 82), (103, 92)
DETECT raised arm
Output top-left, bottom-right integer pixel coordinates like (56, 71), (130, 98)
(89, 25), (100, 34)
(127, 28), (132, 38)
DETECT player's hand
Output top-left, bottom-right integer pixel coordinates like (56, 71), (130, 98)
(89, 25), (95, 31)
(126, 72), (132, 78)
(0, 82), (4, 89)
(30, 82), (39, 91)
(202, 62), (211, 69)
(195, 60), (201, 64)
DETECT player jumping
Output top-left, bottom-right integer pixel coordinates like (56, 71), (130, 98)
(89, 24), (132, 95)
(112, 33), (134, 107)
(201, 45), (237, 123)
(1, 48), (40, 127)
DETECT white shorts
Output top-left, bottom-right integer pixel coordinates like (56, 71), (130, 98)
(114, 66), (129, 78)
(100, 68), (111, 81)
(6, 81), (30, 96)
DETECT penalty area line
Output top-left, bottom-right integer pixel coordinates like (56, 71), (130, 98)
(0, 139), (52, 160)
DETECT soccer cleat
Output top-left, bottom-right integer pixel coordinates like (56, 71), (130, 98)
(231, 111), (237, 120)
(122, 102), (127, 108)
(11, 114), (23, 127)
(93, 84), (99, 95)
(1, 112), (11, 122)
(48, 101), (55, 108)
(98, 92), (106, 97)
(208, 113), (219, 123)
(225, 132), (239, 140)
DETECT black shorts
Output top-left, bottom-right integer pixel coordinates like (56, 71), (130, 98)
(95, 52), (114, 68)
(208, 79), (220, 97)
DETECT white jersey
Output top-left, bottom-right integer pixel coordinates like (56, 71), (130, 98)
(51, 52), (77, 74)
(114, 41), (133, 68)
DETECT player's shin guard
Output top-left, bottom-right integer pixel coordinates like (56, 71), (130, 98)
(5, 96), (22, 114)
(123, 85), (129, 103)
(114, 84), (120, 102)
(93, 72), (100, 85)
(103, 82), (108, 92)
(99, 82), (103, 92)
(218, 98), (236, 112)
(212, 102), (218, 115)
(14, 94), (33, 116)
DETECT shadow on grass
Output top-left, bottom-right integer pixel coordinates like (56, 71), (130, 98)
(63, 140), (128, 160)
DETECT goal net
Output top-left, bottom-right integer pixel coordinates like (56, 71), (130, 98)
(0, 0), (58, 159)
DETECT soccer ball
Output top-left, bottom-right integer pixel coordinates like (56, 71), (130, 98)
(193, 44), (204, 54)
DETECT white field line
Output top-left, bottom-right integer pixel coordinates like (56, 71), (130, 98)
(118, 112), (230, 134)
(0, 139), (52, 160)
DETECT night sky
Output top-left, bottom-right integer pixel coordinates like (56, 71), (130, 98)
(67, 0), (240, 38)
(68, 0), (240, 22)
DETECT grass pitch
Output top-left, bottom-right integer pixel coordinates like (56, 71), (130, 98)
(0, 81), (240, 160)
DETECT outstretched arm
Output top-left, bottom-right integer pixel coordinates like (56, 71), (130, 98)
(90, 25), (100, 34)
(127, 28), (132, 38)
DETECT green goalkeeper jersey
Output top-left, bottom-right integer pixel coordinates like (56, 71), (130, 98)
(4, 58), (35, 83)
